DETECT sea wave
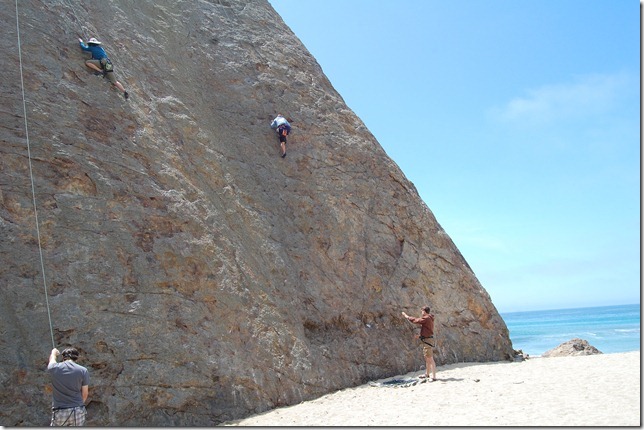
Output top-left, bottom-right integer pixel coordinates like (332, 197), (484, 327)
(504, 304), (640, 355)
(614, 328), (640, 333)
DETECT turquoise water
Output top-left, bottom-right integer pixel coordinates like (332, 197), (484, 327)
(501, 304), (640, 356)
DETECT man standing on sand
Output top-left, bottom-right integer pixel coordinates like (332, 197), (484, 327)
(402, 306), (437, 381)
(47, 347), (90, 426)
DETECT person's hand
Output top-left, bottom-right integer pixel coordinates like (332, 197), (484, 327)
(78, 38), (83, 43)
(52, 348), (60, 356)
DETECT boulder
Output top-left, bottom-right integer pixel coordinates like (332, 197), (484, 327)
(0, 0), (513, 425)
(513, 349), (529, 361)
(542, 339), (603, 357)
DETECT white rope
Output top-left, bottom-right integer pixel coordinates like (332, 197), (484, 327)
(65, 0), (87, 38)
(219, 0), (232, 22)
(15, 0), (56, 349)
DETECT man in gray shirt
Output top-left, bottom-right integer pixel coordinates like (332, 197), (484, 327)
(47, 347), (90, 426)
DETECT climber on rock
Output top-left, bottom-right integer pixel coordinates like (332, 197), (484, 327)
(270, 114), (291, 158)
(79, 37), (129, 99)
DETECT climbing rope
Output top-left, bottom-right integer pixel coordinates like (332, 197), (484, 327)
(218, 0), (232, 22)
(14, 0), (56, 349)
(64, 0), (89, 39)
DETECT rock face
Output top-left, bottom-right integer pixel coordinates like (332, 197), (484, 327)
(542, 339), (603, 357)
(1, 0), (513, 426)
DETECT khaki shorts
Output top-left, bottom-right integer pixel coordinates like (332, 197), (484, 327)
(422, 344), (433, 358)
(86, 59), (117, 84)
(420, 337), (434, 358)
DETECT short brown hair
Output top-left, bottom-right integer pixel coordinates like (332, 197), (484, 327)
(422, 306), (431, 313)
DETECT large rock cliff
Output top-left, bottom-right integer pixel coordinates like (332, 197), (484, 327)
(1, 0), (513, 425)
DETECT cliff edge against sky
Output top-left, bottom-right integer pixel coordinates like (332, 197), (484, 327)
(1, 0), (513, 425)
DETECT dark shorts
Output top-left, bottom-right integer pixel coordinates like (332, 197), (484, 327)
(277, 126), (289, 143)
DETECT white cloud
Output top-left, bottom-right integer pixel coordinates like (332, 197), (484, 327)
(490, 72), (632, 126)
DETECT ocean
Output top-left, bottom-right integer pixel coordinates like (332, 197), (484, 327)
(500, 303), (640, 356)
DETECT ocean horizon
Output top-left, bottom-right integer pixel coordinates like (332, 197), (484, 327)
(500, 303), (640, 356)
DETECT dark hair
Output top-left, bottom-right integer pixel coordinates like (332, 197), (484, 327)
(61, 348), (79, 361)
(422, 306), (431, 313)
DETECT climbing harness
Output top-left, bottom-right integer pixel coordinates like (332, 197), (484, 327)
(14, 0), (55, 348)
(100, 57), (113, 72)
(420, 335), (435, 348)
(102, 59), (113, 72)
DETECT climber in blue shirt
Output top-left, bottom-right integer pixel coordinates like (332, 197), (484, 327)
(79, 37), (129, 99)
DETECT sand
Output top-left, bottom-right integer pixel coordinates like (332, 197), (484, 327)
(224, 351), (640, 426)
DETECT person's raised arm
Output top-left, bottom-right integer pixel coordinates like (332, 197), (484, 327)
(402, 311), (422, 324)
(49, 348), (60, 366)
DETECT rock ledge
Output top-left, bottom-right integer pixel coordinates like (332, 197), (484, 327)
(542, 338), (603, 357)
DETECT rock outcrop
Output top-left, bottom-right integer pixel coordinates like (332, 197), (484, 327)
(513, 349), (530, 361)
(542, 339), (603, 357)
(1, 0), (513, 425)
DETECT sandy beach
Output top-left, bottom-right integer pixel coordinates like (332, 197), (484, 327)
(224, 351), (640, 426)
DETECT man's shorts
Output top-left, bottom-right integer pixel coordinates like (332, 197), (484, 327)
(277, 126), (289, 143)
(420, 337), (434, 358)
(422, 344), (433, 358)
(86, 59), (116, 84)
(104, 71), (117, 84)
(51, 406), (86, 426)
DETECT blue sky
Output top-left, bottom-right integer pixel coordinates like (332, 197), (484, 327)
(269, 0), (640, 312)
